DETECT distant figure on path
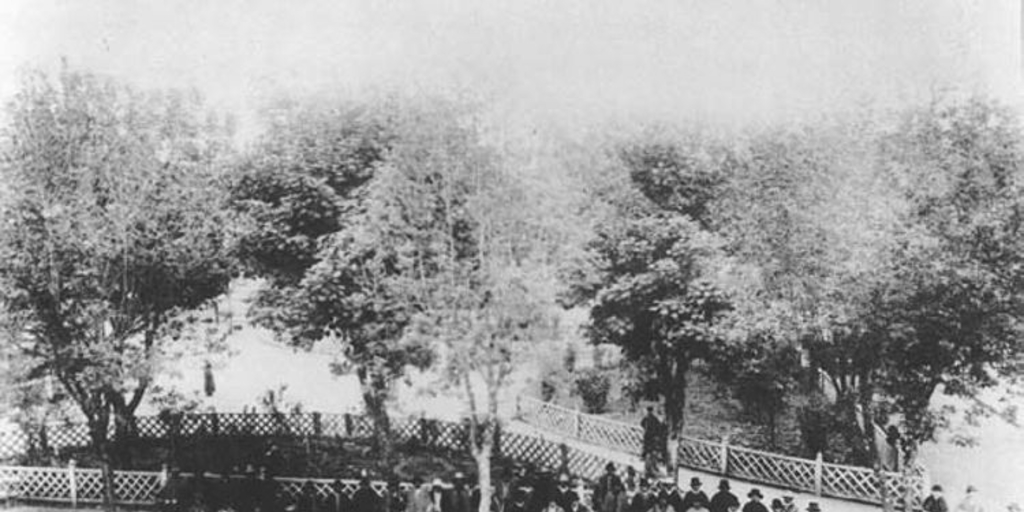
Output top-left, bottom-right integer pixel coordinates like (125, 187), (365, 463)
(641, 409), (663, 475)
(957, 486), (984, 512)
(924, 486), (950, 512)
(741, 490), (767, 512)
(709, 480), (739, 512)
(806, 503), (821, 512)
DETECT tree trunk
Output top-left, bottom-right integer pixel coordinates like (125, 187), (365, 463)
(663, 361), (688, 473)
(88, 413), (117, 512)
(474, 439), (493, 512)
(358, 368), (394, 472)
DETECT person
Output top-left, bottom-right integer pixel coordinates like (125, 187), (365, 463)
(741, 490), (767, 512)
(651, 493), (676, 512)
(596, 464), (622, 510)
(709, 480), (739, 512)
(629, 479), (654, 512)
(407, 477), (433, 512)
(957, 486), (984, 512)
(428, 479), (446, 512)
(555, 473), (575, 511)
(600, 478), (629, 512)
(158, 466), (187, 512)
(444, 472), (473, 512)
(806, 504), (820, 512)
(680, 478), (709, 512)
(624, 467), (638, 496)
(567, 492), (591, 512)
(923, 486), (949, 512)
(769, 500), (783, 512)
(507, 488), (530, 512)
(353, 474), (383, 512)
(780, 493), (797, 512)
(641, 409), (663, 475)
(657, 476), (682, 512)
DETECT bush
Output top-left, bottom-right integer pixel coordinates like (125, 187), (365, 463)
(574, 369), (611, 414)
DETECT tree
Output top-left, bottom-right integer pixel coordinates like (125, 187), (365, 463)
(0, 65), (235, 507)
(564, 139), (731, 470)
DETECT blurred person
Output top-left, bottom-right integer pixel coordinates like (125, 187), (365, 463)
(709, 480), (739, 512)
(741, 490), (767, 512)
(924, 486), (950, 512)
(957, 486), (984, 512)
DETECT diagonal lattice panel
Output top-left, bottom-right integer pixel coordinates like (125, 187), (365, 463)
(822, 464), (880, 502)
(576, 415), (643, 456)
(114, 470), (164, 503)
(676, 438), (721, 473)
(727, 447), (816, 492)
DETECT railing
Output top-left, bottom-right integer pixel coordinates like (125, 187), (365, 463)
(517, 396), (925, 507)
(0, 411), (621, 506)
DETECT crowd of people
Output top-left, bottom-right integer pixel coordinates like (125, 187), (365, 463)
(155, 462), (823, 512)
(922, 484), (1021, 512)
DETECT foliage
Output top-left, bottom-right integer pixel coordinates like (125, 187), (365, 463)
(0, 64), (236, 476)
(574, 368), (611, 414)
(563, 138), (732, 466)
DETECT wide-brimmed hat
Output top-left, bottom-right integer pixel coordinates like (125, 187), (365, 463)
(748, 489), (763, 499)
(807, 503), (821, 512)
(690, 477), (702, 487)
(718, 480), (730, 491)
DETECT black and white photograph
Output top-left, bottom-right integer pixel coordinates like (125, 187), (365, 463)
(0, 2), (1021, 512)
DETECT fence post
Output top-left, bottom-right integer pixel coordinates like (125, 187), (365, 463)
(344, 414), (353, 437)
(559, 443), (570, 475)
(719, 435), (729, 475)
(313, 412), (323, 437)
(814, 452), (823, 497)
(68, 459), (78, 508)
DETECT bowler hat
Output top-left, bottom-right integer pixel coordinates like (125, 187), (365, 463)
(807, 503), (821, 512)
(718, 480), (730, 491)
(690, 477), (702, 487)
(748, 489), (763, 499)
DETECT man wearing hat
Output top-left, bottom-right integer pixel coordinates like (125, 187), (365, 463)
(741, 489), (768, 512)
(680, 478), (709, 512)
(656, 474), (683, 512)
(555, 473), (576, 511)
(709, 480), (739, 512)
(923, 485), (949, 512)
(596, 463), (623, 510)
(443, 472), (472, 512)
(629, 478), (655, 512)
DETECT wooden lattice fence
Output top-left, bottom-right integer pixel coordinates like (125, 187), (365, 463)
(518, 396), (927, 507)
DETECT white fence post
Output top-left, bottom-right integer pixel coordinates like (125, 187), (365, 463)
(719, 435), (729, 475)
(814, 452), (823, 497)
(68, 459), (78, 508)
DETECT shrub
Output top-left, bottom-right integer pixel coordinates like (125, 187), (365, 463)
(575, 369), (611, 414)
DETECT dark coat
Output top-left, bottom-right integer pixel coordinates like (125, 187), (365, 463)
(923, 496), (949, 512)
(709, 492), (739, 512)
(353, 486), (383, 512)
(680, 491), (709, 512)
(741, 502), (769, 512)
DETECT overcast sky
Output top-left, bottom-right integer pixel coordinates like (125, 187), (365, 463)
(0, 0), (1020, 134)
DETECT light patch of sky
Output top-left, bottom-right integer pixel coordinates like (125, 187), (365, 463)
(0, 0), (1019, 139)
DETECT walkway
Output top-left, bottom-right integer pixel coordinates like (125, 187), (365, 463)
(506, 420), (884, 512)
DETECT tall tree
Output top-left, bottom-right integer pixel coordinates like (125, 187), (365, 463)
(0, 65), (235, 507)
(563, 139), (731, 470)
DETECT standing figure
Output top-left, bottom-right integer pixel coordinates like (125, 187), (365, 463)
(741, 491), (767, 512)
(428, 480), (446, 512)
(641, 409), (663, 476)
(923, 486), (949, 512)
(600, 478), (629, 512)
(708, 481), (738, 512)
(595, 464), (622, 510)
